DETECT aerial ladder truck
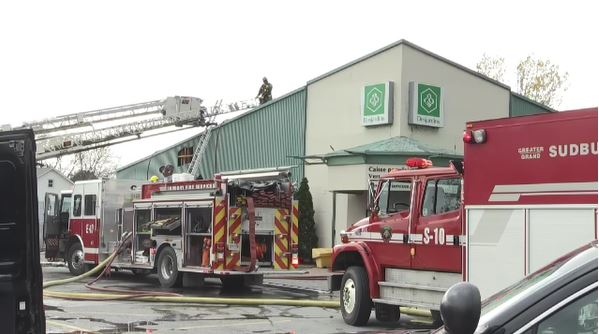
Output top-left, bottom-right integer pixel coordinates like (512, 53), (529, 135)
(8, 95), (302, 288)
(1, 95), (257, 161)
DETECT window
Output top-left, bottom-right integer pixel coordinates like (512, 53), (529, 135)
(378, 180), (412, 214)
(73, 195), (82, 217)
(84, 194), (96, 216)
(532, 288), (597, 334)
(177, 147), (194, 166)
(422, 178), (461, 216)
(48, 179), (53, 187)
(60, 196), (71, 214)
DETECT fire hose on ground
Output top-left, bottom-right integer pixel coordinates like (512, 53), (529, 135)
(42, 232), (340, 309)
(42, 233), (433, 318)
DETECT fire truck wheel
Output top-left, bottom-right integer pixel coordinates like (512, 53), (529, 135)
(375, 303), (400, 323)
(340, 266), (372, 326)
(157, 247), (182, 288)
(67, 243), (87, 276)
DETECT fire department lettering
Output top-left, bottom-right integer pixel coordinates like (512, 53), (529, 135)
(160, 183), (214, 191)
(423, 227), (445, 245)
(85, 222), (96, 234)
(548, 142), (598, 158)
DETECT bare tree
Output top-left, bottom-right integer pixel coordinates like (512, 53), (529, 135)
(475, 54), (568, 108)
(48, 147), (117, 181)
(476, 54), (506, 82)
(517, 56), (569, 107)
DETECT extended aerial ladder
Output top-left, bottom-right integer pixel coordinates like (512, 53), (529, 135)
(1, 96), (257, 161)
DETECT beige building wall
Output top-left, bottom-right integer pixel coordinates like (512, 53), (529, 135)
(305, 41), (511, 247)
(399, 46), (510, 154)
(306, 45), (404, 155)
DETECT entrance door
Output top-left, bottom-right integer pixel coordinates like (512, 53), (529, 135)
(0, 129), (45, 333)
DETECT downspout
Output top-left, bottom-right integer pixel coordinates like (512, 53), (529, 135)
(331, 191), (337, 248)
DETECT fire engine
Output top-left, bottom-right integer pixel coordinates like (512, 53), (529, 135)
(44, 167), (300, 287)
(21, 93), (303, 287)
(329, 108), (598, 326)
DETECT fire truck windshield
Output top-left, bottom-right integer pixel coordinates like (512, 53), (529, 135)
(378, 180), (412, 215)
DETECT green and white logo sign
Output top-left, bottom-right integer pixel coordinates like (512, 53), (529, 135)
(409, 82), (444, 127)
(361, 82), (394, 126)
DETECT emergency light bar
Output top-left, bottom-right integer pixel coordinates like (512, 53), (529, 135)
(463, 129), (487, 144)
(406, 158), (433, 169)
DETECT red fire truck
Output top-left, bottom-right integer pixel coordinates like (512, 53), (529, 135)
(44, 166), (300, 288)
(330, 108), (598, 326)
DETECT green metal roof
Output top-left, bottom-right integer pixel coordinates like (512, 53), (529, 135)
(510, 92), (555, 117)
(117, 87), (307, 183)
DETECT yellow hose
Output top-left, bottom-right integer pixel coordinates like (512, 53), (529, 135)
(44, 290), (340, 308)
(42, 249), (431, 316)
(43, 250), (340, 308)
(43, 251), (118, 289)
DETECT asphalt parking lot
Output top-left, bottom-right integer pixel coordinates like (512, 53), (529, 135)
(42, 266), (435, 333)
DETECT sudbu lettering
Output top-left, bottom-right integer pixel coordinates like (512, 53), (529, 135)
(548, 142), (598, 158)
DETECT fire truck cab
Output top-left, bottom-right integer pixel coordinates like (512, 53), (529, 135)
(44, 179), (143, 275)
(330, 108), (598, 326)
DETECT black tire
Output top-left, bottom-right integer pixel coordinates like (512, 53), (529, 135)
(67, 243), (87, 276)
(220, 276), (245, 290)
(340, 266), (372, 326)
(375, 303), (400, 323)
(431, 310), (444, 327)
(157, 247), (182, 288)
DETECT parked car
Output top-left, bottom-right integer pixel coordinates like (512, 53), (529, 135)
(396, 240), (598, 334)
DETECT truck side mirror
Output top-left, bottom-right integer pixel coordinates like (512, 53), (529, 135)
(440, 282), (481, 334)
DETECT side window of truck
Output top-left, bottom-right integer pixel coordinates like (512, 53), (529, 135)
(84, 194), (96, 216)
(73, 195), (82, 217)
(422, 178), (461, 216)
(379, 180), (412, 214)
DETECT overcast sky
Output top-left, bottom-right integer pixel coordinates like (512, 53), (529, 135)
(1, 0), (596, 168)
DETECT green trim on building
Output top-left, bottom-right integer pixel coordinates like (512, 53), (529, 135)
(117, 87), (307, 183)
(510, 92), (555, 117)
(319, 136), (461, 166)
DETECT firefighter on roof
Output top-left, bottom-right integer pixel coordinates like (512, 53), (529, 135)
(256, 77), (272, 105)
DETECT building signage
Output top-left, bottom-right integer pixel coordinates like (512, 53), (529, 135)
(367, 165), (405, 181)
(361, 82), (394, 126)
(409, 82), (444, 128)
